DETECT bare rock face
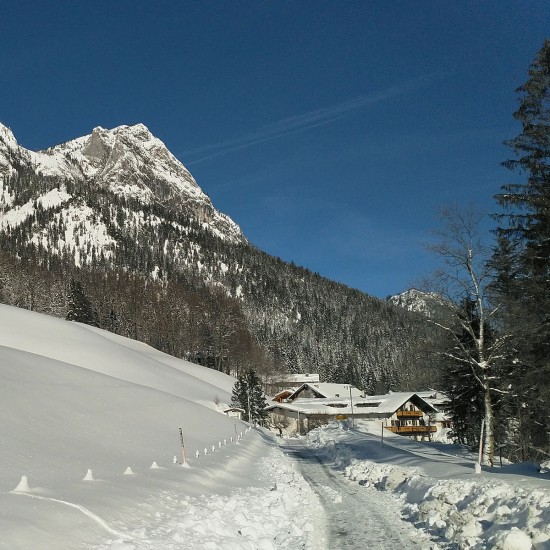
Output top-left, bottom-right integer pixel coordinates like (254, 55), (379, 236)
(0, 123), (27, 178)
(61, 124), (242, 240)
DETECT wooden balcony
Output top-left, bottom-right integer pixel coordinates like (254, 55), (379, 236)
(396, 410), (424, 418)
(386, 425), (437, 435)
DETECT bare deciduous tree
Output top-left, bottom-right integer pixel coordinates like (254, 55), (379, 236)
(426, 204), (510, 466)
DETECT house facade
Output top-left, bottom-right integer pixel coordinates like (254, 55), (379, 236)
(266, 392), (438, 440)
(416, 390), (452, 439)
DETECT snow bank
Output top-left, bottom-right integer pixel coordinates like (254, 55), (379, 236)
(307, 424), (550, 549)
(93, 452), (319, 550)
(342, 459), (550, 549)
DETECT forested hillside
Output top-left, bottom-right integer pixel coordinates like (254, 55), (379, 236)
(0, 123), (443, 393)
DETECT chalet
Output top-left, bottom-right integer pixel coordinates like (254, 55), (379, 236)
(266, 392), (438, 439)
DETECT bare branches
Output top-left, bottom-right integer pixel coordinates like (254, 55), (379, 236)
(425, 203), (510, 466)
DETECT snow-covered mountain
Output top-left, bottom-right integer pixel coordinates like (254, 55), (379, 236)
(0, 122), (243, 263)
(0, 121), (442, 390)
(388, 288), (445, 319)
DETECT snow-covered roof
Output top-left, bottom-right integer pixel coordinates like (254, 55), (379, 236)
(287, 382), (362, 401)
(266, 400), (355, 416)
(365, 392), (436, 414)
(266, 392), (437, 417)
(316, 383), (363, 398)
(416, 390), (449, 404)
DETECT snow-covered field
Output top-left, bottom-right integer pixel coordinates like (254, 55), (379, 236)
(306, 422), (550, 549)
(0, 304), (323, 549)
(3, 303), (550, 549)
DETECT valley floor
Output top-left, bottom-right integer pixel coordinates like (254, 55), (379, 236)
(2, 305), (549, 549)
(5, 421), (550, 549)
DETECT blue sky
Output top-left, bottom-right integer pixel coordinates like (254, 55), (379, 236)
(1, 1), (548, 298)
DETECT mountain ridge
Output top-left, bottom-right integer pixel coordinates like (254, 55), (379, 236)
(0, 122), (243, 246)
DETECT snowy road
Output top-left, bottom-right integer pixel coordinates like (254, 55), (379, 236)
(282, 440), (435, 550)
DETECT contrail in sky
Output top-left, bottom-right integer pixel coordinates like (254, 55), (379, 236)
(180, 74), (436, 165)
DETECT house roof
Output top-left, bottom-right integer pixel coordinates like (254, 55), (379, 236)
(316, 383), (363, 398)
(416, 390), (450, 409)
(266, 392), (437, 417)
(272, 389), (293, 400)
(363, 392), (437, 414)
(287, 382), (363, 401)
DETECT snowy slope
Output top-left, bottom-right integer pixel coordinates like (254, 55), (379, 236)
(0, 305), (322, 549)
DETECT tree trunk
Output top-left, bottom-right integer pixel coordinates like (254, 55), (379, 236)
(483, 385), (495, 466)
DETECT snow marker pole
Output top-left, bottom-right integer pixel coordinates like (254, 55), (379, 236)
(179, 426), (187, 466)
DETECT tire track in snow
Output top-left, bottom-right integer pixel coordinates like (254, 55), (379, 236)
(283, 443), (434, 549)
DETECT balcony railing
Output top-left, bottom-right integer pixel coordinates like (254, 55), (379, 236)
(396, 410), (424, 418)
(386, 425), (437, 434)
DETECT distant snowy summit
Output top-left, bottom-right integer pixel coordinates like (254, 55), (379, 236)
(388, 289), (443, 318)
(0, 122), (244, 244)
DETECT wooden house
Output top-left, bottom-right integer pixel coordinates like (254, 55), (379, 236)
(266, 392), (438, 439)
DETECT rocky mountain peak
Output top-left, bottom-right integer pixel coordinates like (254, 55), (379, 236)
(389, 289), (439, 317)
(0, 123), (18, 150)
(46, 123), (217, 213)
(0, 122), (244, 247)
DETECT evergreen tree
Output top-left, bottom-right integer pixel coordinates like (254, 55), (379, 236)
(231, 369), (269, 426)
(66, 278), (99, 327)
(443, 299), (497, 449)
(493, 40), (550, 460)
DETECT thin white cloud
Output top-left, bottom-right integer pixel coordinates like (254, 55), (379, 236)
(180, 74), (436, 165)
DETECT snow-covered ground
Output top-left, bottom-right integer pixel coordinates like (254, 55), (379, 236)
(0, 304), (323, 549)
(2, 303), (550, 549)
(306, 421), (550, 549)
